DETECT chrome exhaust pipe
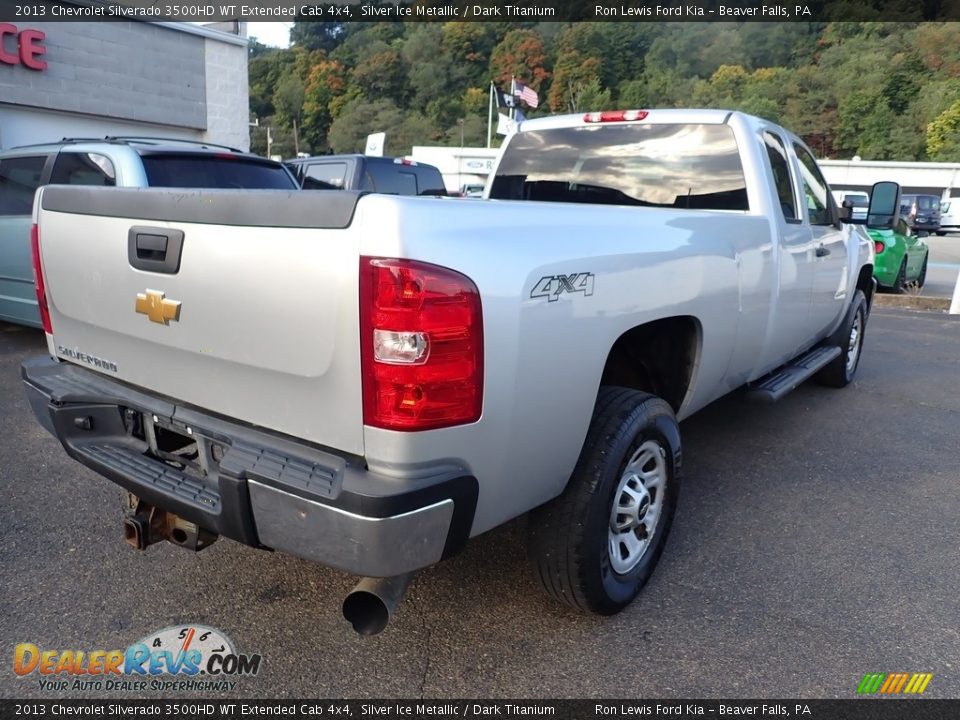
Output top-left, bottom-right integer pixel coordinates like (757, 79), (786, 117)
(342, 574), (413, 636)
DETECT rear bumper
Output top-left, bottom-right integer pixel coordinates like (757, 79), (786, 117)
(22, 356), (477, 577)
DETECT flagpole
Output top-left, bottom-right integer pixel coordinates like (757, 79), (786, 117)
(510, 76), (516, 120)
(487, 81), (494, 149)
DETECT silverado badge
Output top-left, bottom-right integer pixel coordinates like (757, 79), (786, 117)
(135, 289), (181, 325)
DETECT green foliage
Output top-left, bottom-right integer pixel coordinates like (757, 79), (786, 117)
(250, 21), (960, 161)
(927, 101), (960, 160)
(290, 22), (344, 53)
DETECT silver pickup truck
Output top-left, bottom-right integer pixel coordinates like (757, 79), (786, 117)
(22, 110), (890, 635)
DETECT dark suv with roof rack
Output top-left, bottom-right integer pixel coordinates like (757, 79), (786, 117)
(0, 137), (297, 327)
(286, 154), (447, 196)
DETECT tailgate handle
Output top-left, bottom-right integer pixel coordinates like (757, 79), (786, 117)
(128, 226), (184, 274)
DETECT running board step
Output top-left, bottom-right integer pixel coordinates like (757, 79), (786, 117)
(745, 345), (842, 404)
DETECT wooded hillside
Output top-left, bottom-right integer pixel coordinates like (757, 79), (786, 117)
(248, 21), (960, 161)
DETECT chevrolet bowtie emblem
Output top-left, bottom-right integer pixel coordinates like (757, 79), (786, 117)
(135, 289), (181, 325)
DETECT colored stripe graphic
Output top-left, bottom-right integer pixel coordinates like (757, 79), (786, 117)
(857, 673), (885, 694)
(858, 672), (932, 694)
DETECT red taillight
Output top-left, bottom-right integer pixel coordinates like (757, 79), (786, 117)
(360, 257), (483, 431)
(874, 240), (885, 254)
(30, 223), (52, 334)
(583, 110), (649, 123)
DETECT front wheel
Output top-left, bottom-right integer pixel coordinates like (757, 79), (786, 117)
(816, 289), (868, 388)
(917, 255), (928, 289)
(528, 387), (681, 615)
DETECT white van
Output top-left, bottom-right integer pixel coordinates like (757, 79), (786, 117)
(832, 189), (869, 222)
(939, 187), (960, 234)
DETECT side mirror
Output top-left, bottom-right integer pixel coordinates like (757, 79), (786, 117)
(867, 181), (901, 229)
(838, 199), (853, 222)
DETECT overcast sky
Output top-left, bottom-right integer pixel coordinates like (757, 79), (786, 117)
(247, 22), (293, 48)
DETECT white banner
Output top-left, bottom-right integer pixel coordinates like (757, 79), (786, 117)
(496, 113), (518, 136)
(365, 132), (386, 156)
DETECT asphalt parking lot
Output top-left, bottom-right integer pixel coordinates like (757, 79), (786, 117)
(923, 233), (960, 298)
(1, 308), (958, 700)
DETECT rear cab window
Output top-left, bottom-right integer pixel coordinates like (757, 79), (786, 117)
(366, 162), (417, 196)
(140, 153), (297, 189)
(489, 123), (749, 211)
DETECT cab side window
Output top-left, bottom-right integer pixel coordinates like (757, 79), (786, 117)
(793, 144), (833, 226)
(762, 132), (797, 222)
(50, 152), (116, 186)
(0, 155), (47, 216)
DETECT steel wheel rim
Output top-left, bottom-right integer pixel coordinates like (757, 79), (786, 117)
(846, 308), (863, 374)
(608, 439), (667, 575)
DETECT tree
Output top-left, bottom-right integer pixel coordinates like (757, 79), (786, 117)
(927, 101), (960, 161)
(489, 29), (549, 95)
(302, 59), (347, 152)
(328, 99), (399, 154)
(441, 22), (498, 88)
(404, 25), (462, 128)
(273, 74), (305, 154)
(290, 21), (345, 53)
(352, 48), (407, 104)
(249, 47), (295, 120)
(566, 79), (614, 113)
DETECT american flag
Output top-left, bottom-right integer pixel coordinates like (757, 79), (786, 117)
(514, 81), (539, 109)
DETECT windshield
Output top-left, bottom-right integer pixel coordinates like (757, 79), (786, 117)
(141, 154), (297, 189)
(490, 123), (748, 211)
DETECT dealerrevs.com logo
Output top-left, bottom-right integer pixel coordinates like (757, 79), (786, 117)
(14, 625), (262, 692)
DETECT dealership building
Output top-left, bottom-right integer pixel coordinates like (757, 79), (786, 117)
(0, 21), (250, 151)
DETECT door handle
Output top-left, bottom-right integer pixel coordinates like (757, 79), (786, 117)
(815, 245), (830, 257)
(128, 226), (184, 274)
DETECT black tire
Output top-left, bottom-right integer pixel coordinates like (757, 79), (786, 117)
(917, 255), (928, 289)
(816, 289), (868, 388)
(936, 231), (947, 236)
(528, 387), (681, 615)
(892, 259), (907, 294)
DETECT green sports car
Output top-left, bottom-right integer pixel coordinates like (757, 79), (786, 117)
(867, 217), (929, 293)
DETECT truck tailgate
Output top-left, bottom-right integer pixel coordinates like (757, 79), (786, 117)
(35, 186), (365, 456)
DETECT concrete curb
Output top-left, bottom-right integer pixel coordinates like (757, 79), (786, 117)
(873, 294), (951, 312)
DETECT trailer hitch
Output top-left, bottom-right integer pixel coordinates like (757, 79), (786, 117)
(122, 493), (217, 552)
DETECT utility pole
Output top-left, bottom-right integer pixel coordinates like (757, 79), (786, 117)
(458, 118), (465, 192)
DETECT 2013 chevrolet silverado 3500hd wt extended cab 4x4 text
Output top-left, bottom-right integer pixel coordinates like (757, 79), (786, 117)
(22, 110), (892, 635)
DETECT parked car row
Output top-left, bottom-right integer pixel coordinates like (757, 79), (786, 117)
(834, 187), (939, 293)
(0, 139), (449, 328)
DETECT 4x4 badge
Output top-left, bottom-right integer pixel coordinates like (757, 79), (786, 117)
(135, 289), (181, 325)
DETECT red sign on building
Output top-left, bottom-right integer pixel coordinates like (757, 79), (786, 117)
(0, 24), (47, 71)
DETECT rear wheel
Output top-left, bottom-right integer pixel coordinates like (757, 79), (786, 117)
(892, 259), (907, 294)
(528, 387), (681, 615)
(916, 255), (928, 289)
(816, 289), (868, 388)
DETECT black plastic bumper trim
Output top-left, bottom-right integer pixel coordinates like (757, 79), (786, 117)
(22, 356), (478, 562)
